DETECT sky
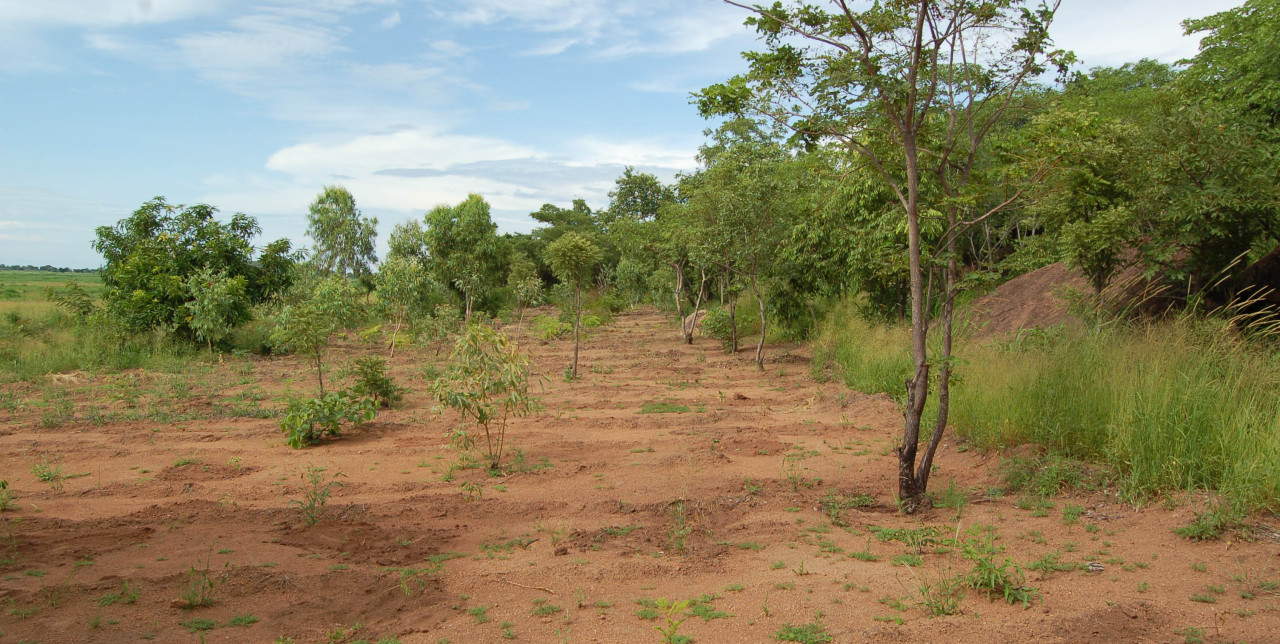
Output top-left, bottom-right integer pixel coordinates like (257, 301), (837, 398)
(0, 0), (1245, 269)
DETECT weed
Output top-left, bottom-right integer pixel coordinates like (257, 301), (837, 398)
(917, 572), (965, 617)
(1189, 593), (1216, 604)
(652, 598), (691, 644)
(775, 617), (832, 643)
(31, 455), (64, 491)
(1174, 501), (1244, 541)
(179, 557), (225, 609)
(290, 464), (344, 525)
(96, 581), (138, 606)
(467, 605), (491, 624)
(531, 598), (563, 616)
(639, 401), (690, 414)
(744, 477), (763, 495)
(180, 618), (218, 632)
(0, 481), (14, 511)
(667, 501), (691, 555)
(229, 614), (259, 626)
(1062, 504), (1085, 525)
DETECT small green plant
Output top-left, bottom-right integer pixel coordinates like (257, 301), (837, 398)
(1174, 501), (1244, 541)
(179, 557), (225, 609)
(290, 464), (345, 525)
(775, 617), (832, 643)
(652, 598), (691, 644)
(917, 573), (965, 616)
(467, 605), (491, 624)
(639, 401), (690, 414)
(531, 598), (563, 616)
(280, 390), (376, 449)
(460, 481), (483, 501)
(346, 356), (408, 408)
(31, 455), (65, 491)
(429, 325), (538, 470)
(96, 581), (138, 606)
(0, 480), (14, 511)
(667, 501), (691, 554)
(229, 614), (260, 626)
(1062, 504), (1085, 525)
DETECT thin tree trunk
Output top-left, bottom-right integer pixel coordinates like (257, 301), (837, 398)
(388, 311), (402, 358)
(572, 284), (581, 377)
(672, 261), (687, 340)
(898, 134), (932, 513)
(753, 278), (767, 368)
(685, 268), (709, 344)
(315, 352), (326, 397)
(729, 296), (738, 353)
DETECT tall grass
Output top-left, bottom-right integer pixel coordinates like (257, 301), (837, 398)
(0, 311), (195, 381)
(814, 299), (1280, 510)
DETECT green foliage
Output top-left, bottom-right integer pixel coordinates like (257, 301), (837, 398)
(43, 282), (95, 319)
(270, 276), (361, 395)
(429, 325), (537, 469)
(184, 267), (249, 352)
(531, 315), (571, 340)
(280, 391), (376, 449)
(307, 185), (378, 280)
(700, 307), (735, 353)
(92, 197), (281, 336)
(506, 252), (543, 319)
(345, 356), (407, 408)
(651, 598), (691, 644)
(1174, 501), (1246, 541)
(421, 194), (508, 319)
(375, 256), (435, 356)
(775, 620), (831, 643)
(290, 464), (345, 524)
(0, 480), (14, 511)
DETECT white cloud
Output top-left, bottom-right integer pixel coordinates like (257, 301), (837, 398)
(173, 13), (344, 86)
(265, 128), (538, 181)
(568, 136), (699, 172)
(380, 10), (401, 29)
(1051, 0), (1243, 68)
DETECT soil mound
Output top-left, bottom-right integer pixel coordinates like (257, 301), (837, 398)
(964, 262), (1087, 339)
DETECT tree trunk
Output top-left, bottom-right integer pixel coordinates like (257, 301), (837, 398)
(572, 283), (581, 377)
(754, 279), (767, 369)
(897, 135), (932, 514)
(729, 296), (738, 353)
(672, 261), (687, 341)
(685, 268), (709, 344)
(388, 311), (402, 359)
(315, 352), (326, 397)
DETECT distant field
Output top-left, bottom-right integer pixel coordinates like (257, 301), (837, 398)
(0, 270), (101, 316)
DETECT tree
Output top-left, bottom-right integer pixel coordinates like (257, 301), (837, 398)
(507, 251), (543, 341)
(306, 185), (379, 280)
(92, 197), (265, 335)
(603, 166), (676, 227)
(270, 276), (361, 397)
(545, 232), (603, 378)
(429, 325), (537, 469)
(374, 256), (429, 358)
(422, 195), (507, 321)
(184, 267), (249, 354)
(700, 0), (1067, 511)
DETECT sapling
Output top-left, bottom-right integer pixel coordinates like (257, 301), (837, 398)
(429, 325), (537, 469)
(545, 232), (603, 378)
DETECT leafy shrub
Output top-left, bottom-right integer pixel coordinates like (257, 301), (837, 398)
(43, 282), (95, 319)
(581, 314), (603, 329)
(701, 307), (735, 352)
(345, 356), (407, 408)
(281, 390), (376, 449)
(532, 315), (572, 340)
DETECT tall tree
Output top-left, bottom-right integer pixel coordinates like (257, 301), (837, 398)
(306, 185), (379, 281)
(423, 194), (507, 321)
(700, 0), (1067, 511)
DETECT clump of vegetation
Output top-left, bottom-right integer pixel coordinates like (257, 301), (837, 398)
(345, 356), (408, 408)
(429, 324), (537, 469)
(1174, 500), (1246, 541)
(280, 391), (376, 449)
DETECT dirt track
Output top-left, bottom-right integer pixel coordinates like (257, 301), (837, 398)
(1, 309), (1277, 643)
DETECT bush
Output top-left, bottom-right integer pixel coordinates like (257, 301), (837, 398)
(280, 390), (376, 449)
(532, 315), (572, 340)
(701, 307), (734, 352)
(345, 356), (407, 408)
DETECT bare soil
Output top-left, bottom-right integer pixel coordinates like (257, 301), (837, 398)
(2, 309), (1278, 643)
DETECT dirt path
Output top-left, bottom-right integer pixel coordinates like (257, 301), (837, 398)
(1, 309), (1277, 643)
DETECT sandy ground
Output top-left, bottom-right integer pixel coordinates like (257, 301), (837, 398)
(1, 308), (1278, 643)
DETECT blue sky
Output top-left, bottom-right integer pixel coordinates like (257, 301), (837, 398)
(0, 0), (1243, 268)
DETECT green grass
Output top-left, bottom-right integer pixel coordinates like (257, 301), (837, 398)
(638, 401), (691, 414)
(816, 300), (1280, 511)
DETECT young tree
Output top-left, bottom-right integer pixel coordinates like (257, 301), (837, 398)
(507, 251), (543, 340)
(700, 0), (1067, 511)
(429, 325), (537, 469)
(270, 276), (361, 396)
(545, 232), (603, 378)
(184, 267), (250, 354)
(306, 185), (379, 281)
(374, 256), (429, 358)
